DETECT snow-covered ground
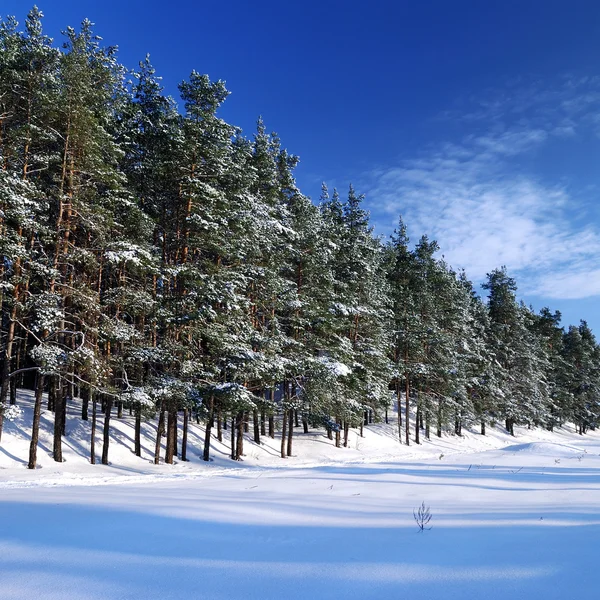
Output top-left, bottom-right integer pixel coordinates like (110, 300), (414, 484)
(1, 390), (599, 598)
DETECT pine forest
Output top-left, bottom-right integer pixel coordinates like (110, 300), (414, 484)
(2, 8), (600, 471)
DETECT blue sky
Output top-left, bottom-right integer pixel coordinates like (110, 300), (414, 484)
(3, 1), (600, 332)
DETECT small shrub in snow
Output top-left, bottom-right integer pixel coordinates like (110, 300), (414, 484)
(413, 501), (432, 532)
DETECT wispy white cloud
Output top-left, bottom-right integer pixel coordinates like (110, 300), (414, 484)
(366, 77), (600, 300)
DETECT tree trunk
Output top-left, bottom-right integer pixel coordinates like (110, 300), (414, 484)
(28, 374), (45, 469)
(268, 415), (274, 438)
(343, 421), (349, 447)
(61, 385), (67, 437)
(47, 381), (55, 412)
(53, 379), (64, 462)
(81, 385), (89, 421)
(154, 402), (165, 465)
(405, 376), (410, 446)
(481, 420), (486, 435)
(253, 409), (260, 444)
(66, 375), (74, 410)
(455, 415), (462, 436)
(216, 403), (222, 442)
(9, 376), (16, 405)
(505, 418), (515, 436)
(302, 415), (309, 434)
(203, 395), (214, 461)
(134, 405), (142, 457)
(415, 404), (421, 445)
(173, 410), (178, 457)
(280, 409), (288, 458)
(165, 408), (176, 464)
(235, 410), (244, 460)
(0, 302), (19, 439)
(335, 418), (341, 448)
(101, 396), (113, 465)
(261, 410), (266, 436)
(90, 393), (97, 464)
(181, 408), (188, 462)
(230, 417), (235, 460)
(287, 408), (293, 456)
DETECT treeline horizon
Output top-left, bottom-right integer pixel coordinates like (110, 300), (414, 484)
(1, 8), (599, 470)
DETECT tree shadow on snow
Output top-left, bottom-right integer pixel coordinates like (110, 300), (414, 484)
(0, 497), (596, 600)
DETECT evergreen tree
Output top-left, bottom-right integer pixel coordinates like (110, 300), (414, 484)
(562, 321), (600, 434)
(483, 268), (550, 434)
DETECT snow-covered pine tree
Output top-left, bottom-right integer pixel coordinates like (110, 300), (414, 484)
(326, 185), (391, 438)
(0, 8), (59, 443)
(386, 217), (422, 444)
(46, 20), (134, 463)
(483, 268), (551, 434)
(458, 274), (501, 435)
(530, 308), (568, 431)
(562, 322), (600, 434)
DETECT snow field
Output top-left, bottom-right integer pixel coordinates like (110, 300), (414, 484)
(0, 390), (599, 599)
